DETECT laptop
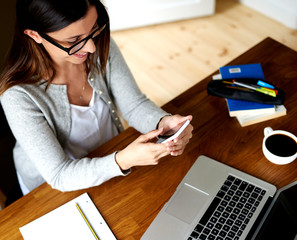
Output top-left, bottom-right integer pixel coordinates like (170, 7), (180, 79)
(141, 155), (297, 240)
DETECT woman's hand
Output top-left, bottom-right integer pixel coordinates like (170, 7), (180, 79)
(115, 128), (171, 170)
(157, 114), (193, 156)
(115, 115), (193, 170)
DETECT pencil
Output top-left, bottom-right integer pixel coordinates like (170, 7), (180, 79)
(232, 80), (276, 97)
(76, 203), (100, 240)
(223, 79), (277, 97)
(226, 85), (253, 92)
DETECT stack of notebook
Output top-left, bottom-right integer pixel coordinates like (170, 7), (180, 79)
(226, 98), (286, 127)
(214, 63), (286, 127)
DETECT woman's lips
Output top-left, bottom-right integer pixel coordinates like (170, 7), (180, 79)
(74, 52), (88, 58)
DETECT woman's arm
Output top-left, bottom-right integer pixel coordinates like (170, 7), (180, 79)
(107, 38), (168, 133)
(1, 86), (126, 192)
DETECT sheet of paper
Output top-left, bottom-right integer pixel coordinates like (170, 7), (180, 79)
(19, 193), (117, 240)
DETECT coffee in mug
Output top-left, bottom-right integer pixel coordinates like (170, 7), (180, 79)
(262, 127), (297, 165)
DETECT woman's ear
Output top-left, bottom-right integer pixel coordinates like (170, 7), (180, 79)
(24, 29), (43, 44)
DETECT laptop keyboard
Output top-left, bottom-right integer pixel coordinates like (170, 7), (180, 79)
(188, 175), (266, 240)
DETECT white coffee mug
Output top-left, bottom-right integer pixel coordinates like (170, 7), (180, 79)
(262, 127), (297, 165)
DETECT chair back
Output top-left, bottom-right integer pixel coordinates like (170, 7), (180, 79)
(0, 104), (19, 205)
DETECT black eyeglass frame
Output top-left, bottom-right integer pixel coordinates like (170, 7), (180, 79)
(39, 24), (107, 55)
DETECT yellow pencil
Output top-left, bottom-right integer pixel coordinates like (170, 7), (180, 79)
(76, 203), (100, 240)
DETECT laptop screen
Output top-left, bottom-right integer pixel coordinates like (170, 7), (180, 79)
(252, 180), (297, 240)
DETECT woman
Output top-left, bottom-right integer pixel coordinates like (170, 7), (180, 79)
(0, 0), (193, 195)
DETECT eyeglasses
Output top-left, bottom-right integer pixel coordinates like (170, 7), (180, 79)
(39, 24), (106, 55)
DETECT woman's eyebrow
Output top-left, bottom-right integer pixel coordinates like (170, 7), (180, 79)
(65, 19), (98, 41)
(65, 34), (83, 41)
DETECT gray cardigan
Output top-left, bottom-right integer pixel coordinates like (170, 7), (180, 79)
(1, 38), (167, 192)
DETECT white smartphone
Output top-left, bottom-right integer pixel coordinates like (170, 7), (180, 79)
(157, 120), (190, 144)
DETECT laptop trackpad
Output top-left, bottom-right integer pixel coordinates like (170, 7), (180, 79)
(165, 183), (209, 224)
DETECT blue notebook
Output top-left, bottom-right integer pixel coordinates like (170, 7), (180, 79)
(221, 63), (275, 117)
(226, 98), (275, 117)
(220, 63), (265, 80)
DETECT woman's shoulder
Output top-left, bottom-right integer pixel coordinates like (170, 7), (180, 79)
(109, 37), (123, 57)
(109, 37), (117, 48)
(2, 81), (46, 99)
(1, 80), (65, 106)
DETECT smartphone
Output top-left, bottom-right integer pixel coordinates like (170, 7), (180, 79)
(157, 120), (190, 144)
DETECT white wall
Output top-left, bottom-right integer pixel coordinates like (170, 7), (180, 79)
(102, 0), (216, 31)
(239, 0), (297, 30)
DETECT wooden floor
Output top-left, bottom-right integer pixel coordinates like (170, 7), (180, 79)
(111, 0), (297, 107)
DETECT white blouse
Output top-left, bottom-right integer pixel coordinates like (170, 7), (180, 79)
(18, 90), (118, 195)
(64, 90), (119, 159)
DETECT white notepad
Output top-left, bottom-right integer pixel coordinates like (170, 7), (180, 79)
(19, 193), (117, 240)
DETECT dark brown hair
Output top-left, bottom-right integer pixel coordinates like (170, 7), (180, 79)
(0, 0), (110, 95)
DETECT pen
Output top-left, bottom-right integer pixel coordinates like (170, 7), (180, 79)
(76, 203), (100, 240)
(257, 80), (275, 89)
(256, 80), (278, 95)
(223, 80), (277, 95)
(222, 80), (234, 85)
(232, 80), (276, 97)
(226, 85), (253, 92)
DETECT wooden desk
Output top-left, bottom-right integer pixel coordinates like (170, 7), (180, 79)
(1, 37), (297, 240)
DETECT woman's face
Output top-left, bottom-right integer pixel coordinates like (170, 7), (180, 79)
(31, 6), (99, 66)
